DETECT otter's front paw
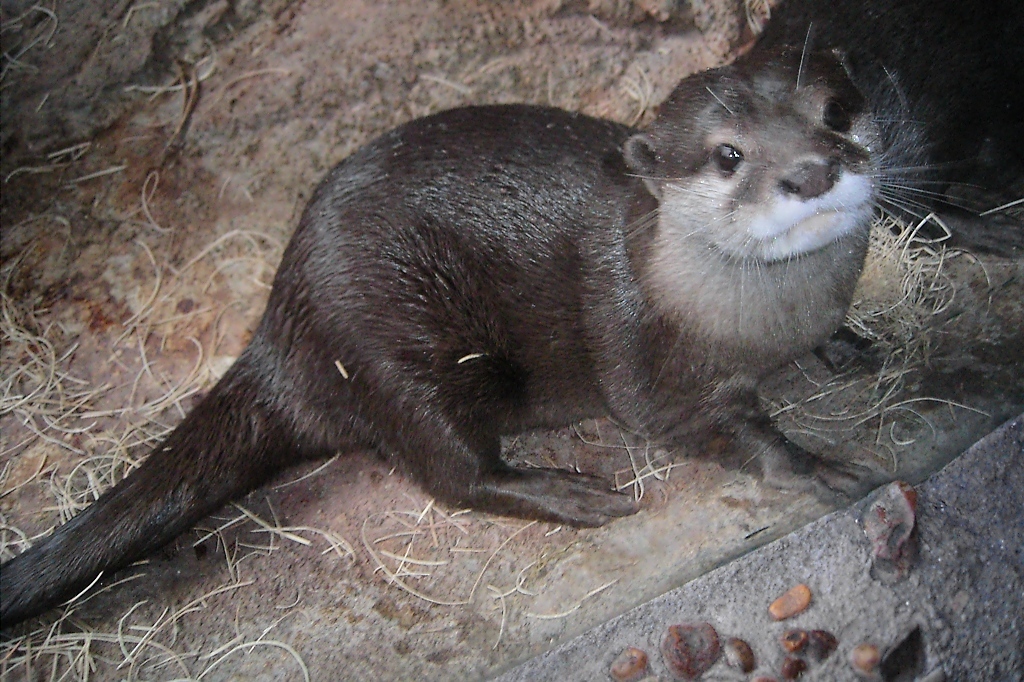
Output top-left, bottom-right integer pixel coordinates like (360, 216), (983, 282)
(759, 440), (882, 502)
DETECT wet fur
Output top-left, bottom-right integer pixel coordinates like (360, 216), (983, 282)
(5, 0), (1017, 623)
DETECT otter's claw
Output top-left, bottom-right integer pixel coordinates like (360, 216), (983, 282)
(760, 439), (882, 502)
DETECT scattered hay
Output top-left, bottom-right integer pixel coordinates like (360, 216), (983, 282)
(419, 73), (474, 96)
(4, 143), (94, 183)
(66, 164), (128, 186)
(621, 66), (654, 126)
(228, 501), (355, 560)
(0, 290), (99, 439)
(0, 216), (334, 679)
(524, 578), (617, 620)
(0, 3), (59, 85)
(0, 571), (311, 682)
(744, 0), (774, 34)
(360, 499), (539, 608)
(849, 214), (974, 358)
(361, 496), (629, 653)
(568, 422), (677, 502)
(1, 489), (333, 679)
(769, 213), (993, 469)
(122, 55), (218, 98)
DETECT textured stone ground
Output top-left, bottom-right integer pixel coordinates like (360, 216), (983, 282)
(496, 415), (1024, 681)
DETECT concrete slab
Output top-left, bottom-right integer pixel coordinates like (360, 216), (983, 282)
(495, 415), (1023, 681)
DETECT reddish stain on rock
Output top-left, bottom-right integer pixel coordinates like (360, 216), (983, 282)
(661, 622), (721, 679)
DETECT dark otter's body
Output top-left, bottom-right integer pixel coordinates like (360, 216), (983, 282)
(6, 0), (1019, 625)
(752, 0), (1024, 251)
(2, 48), (879, 625)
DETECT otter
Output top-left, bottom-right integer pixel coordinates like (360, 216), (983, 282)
(1, 46), (877, 626)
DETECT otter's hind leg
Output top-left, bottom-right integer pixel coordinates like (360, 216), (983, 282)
(391, 410), (637, 527)
(470, 462), (640, 528)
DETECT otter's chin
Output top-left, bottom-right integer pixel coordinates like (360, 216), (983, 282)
(757, 208), (871, 261)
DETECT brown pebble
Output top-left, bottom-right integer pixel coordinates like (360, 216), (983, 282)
(753, 678), (780, 682)
(850, 643), (881, 676)
(781, 656), (807, 679)
(610, 647), (649, 682)
(781, 629), (808, 653)
(661, 622), (721, 680)
(769, 583), (812, 620)
(806, 629), (838, 662)
(723, 637), (755, 673)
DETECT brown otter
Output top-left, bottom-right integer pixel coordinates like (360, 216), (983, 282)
(1, 47), (877, 626)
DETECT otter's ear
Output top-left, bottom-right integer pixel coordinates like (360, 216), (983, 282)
(623, 133), (663, 201)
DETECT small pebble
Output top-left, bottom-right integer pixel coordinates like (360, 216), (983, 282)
(862, 480), (918, 583)
(752, 678), (780, 682)
(806, 630), (838, 662)
(769, 583), (812, 620)
(781, 629), (808, 653)
(850, 642), (881, 677)
(610, 647), (649, 682)
(661, 622), (721, 680)
(723, 637), (755, 673)
(781, 656), (807, 679)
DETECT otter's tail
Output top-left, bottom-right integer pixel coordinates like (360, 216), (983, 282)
(1, 354), (299, 626)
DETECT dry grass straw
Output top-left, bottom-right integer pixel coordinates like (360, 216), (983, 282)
(122, 55), (218, 98)
(0, 213), (340, 678)
(568, 420), (678, 503)
(744, 0), (774, 34)
(0, 556), (311, 681)
(312, 363), (649, 649)
(4, 142), (93, 183)
(360, 499), (538, 609)
(193, 499), (354, 562)
(361, 484), (632, 650)
(0, 254), (118, 552)
(771, 213), (991, 468)
(0, 2), (59, 85)
(621, 66), (654, 126)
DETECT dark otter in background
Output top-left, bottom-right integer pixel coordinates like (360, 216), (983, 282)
(750, 0), (1024, 253)
(1, 47), (878, 626)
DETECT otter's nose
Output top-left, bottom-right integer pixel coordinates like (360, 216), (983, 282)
(779, 160), (841, 199)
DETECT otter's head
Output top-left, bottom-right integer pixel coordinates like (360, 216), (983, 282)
(624, 48), (877, 262)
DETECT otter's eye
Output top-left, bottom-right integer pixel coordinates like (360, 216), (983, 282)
(712, 144), (744, 175)
(823, 98), (852, 133)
